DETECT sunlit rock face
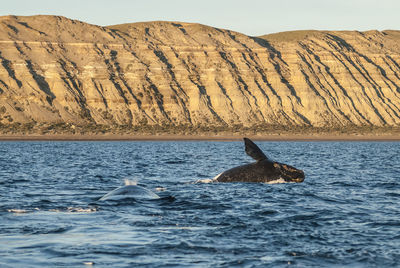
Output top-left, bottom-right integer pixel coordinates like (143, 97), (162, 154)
(1, 15), (400, 128)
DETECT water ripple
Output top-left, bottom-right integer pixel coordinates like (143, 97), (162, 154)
(0, 141), (399, 267)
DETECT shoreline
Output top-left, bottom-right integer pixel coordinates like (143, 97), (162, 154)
(1, 133), (400, 141)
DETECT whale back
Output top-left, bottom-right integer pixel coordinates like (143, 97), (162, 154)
(99, 185), (160, 201)
(214, 138), (305, 183)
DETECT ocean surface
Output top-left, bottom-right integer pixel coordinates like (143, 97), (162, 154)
(0, 140), (399, 267)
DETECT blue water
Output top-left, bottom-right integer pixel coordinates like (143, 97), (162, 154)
(0, 141), (399, 267)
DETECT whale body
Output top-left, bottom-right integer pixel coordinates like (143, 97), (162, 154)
(99, 181), (160, 201)
(214, 138), (305, 183)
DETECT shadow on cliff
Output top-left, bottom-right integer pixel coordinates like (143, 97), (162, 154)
(26, 60), (55, 105)
(250, 37), (303, 106)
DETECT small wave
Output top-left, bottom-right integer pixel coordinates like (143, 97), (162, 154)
(66, 207), (98, 213)
(48, 207), (98, 213)
(157, 226), (217, 231)
(385, 192), (400, 197)
(165, 160), (187, 164)
(288, 213), (318, 221)
(21, 226), (72, 235)
(259, 209), (278, 216)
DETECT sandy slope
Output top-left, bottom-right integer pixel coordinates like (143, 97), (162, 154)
(0, 15), (400, 134)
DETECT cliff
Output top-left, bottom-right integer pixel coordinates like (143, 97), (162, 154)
(1, 15), (400, 134)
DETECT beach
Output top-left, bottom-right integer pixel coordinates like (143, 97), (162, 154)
(1, 133), (400, 141)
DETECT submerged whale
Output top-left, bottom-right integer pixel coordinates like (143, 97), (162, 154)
(99, 180), (160, 201)
(213, 138), (305, 183)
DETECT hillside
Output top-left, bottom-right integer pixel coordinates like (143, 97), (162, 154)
(0, 15), (400, 134)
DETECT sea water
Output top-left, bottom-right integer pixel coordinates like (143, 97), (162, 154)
(0, 141), (399, 267)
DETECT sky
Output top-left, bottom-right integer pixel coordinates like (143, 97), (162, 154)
(1, 0), (399, 36)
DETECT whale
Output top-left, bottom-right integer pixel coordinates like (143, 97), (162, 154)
(99, 180), (160, 201)
(213, 138), (305, 183)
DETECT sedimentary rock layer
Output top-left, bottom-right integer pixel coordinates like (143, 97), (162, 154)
(0, 15), (400, 128)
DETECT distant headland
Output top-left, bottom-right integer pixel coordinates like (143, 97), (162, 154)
(1, 15), (400, 139)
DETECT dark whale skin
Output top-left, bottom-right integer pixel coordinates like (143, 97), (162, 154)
(215, 160), (304, 183)
(214, 138), (305, 183)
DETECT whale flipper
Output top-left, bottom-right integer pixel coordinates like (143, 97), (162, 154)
(244, 138), (268, 161)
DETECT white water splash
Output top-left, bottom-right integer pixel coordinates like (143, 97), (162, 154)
(265, 178), (290, 184)
(7, 209), (29, 213)
(196, 178), (215, 183)
(155, 187), (167, 192)
(212, 173), (222, 181)
(8, 207), (97, 213)
(195, 173), (221, 184)
(48, 207), (98, 213)
(124, 179), (138, 186)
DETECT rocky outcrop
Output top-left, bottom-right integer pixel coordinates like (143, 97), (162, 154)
(0, 15), (400, 131)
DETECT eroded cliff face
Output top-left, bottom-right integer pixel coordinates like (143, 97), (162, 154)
(0, 15), (400, 130)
